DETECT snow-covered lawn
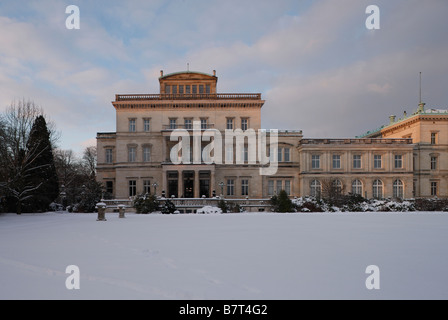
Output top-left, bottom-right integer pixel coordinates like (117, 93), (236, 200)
(1, 211), (447, 300)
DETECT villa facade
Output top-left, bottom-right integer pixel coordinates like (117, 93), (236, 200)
(97, 70), (446, 201)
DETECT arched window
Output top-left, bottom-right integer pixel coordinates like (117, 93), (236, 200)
(372, 179), (383, 199)
(310, 180), (321, 197)
(352, 179), (363, 195)
(332, 179), (343, 194)
(393, 179), (404, 199)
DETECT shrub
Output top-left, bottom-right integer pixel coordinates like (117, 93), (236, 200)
(217, 199), (228, 213)
(161, 199), (177, 214)
(271, 190), (294, 212)
(134, 194), (160, 213)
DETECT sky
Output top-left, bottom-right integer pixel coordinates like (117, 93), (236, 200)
(1, 0), (447, 155)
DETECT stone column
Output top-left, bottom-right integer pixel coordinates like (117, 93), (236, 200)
(178, 170), (183, 198)
(162, 170), (167, 197)
(194, 170), (200, 198)
(211, 169), (216, 198)
(118, 204), (126, 218)
(96, 202), (107, 221)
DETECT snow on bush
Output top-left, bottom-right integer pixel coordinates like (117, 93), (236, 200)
(197, 206), (223, 214)
(292, 196), (417, 212)
(49, 202), (64, 212)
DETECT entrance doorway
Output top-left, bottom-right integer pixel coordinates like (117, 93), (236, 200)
(183, 171), (194, 198)
(167, 171), (178, 198)
(199, 171), (210, 198)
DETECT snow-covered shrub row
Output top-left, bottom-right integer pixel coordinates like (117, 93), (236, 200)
(292, 196), (448, 212)
(197, 206), (223, 214)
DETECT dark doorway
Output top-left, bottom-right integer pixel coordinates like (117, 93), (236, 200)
(199, 171), (210, 198)
(183, 171), (194, 198)
(168, 171), (178, 198)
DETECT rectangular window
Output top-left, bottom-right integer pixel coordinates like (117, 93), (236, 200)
(178, 85), (184, 94)
(394, 155), (403, 169)
(184, 119), (192, 129)
(268, 180), (274, 196)
(129, 180), (136, 197)
(202, 146), (211, 163)
(129, 119), (136, 132)
(128, 147), (136, 162)
(143, 180), (151, 194)
(226, 146), (233, 163)
(226, 118), (233, 130)
(353, 155), (361, 169)
(374, 155), (382, 169)
(165, 85), (171, 94)
(169, 118), (177, 129)
(311, 155), (320, 169)
(143, 119), (150, 132)
(431, 182), (438, 196)
(285, 180), (291, 195)
(332, 154), (341, 169)
(241, 118), (248, 131)
(143, 147), (151, 162)
(106, 181), (113, 195)
(199, 85), (204, 94)
(431, 132), (437, 145)
(206, 84), (211, 94)
(185, 85), (191, 94)
(105, 149), (113, 164)
(276, 180), (282, 194)
(243, 146), (248, 163)
(241, 179), (249, 196)
(269, 147), (274, 162)
(200, 119), (207, 130)
(431, 157), (437, 170)
(172, 85), (177, 94)
(278, 148), (283, 162)
(227, 179), (234, 196)
(192, 85), (197, 94)
(284, 148), (290, 162)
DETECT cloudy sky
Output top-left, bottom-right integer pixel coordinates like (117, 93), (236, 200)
(1, 0), (447, 154)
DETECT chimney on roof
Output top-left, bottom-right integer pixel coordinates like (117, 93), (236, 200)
(160, 70), (163, 77)
(389, 115), (396, 124)
(213, 70), (216, 76)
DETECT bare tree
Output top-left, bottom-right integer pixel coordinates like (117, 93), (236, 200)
(321, 178), (345, 205)
(1, 99), (59, 152)
(82, 146), (97, 179)
(0, 100), (60, 213)
(54, 149), (78, 187)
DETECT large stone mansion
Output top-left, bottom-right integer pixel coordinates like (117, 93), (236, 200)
(96, 70), (448, 201)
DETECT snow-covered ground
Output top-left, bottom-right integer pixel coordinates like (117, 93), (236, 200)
(0, 211), (447, 300)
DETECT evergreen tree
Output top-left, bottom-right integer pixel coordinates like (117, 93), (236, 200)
(271, 190), (294, 212)
(161, 199), (177, 214)
(134, 194), (160, 213)
(217, 199), (228, 213)
(25, 116), (59, 212)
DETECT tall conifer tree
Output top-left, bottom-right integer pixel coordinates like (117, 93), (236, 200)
(25, 116), (59, 211)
